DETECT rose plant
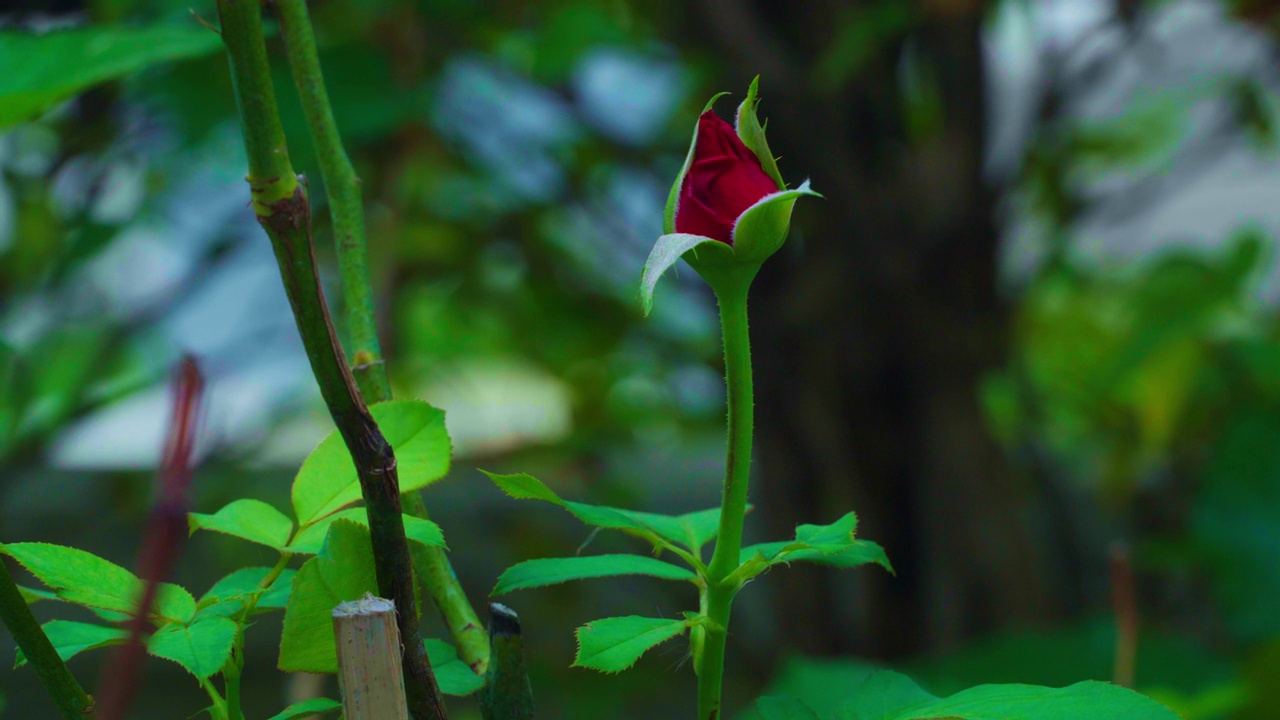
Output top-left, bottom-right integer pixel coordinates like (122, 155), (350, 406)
(0, 4), (1191, 720)
(484, 79), (1185, 720)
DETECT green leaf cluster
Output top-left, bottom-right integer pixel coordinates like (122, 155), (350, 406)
(484, 471), (889, 673)
(6, 400), (474, 698)
(2, 542), (236, 679)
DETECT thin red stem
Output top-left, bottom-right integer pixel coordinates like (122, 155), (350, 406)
(96, 357), (204, 720)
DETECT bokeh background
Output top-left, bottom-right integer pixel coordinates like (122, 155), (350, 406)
(3, 0), (1280, 717)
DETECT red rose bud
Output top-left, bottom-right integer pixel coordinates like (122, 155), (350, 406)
(674, 111), (780, 245)
(641, 78), (820, 315)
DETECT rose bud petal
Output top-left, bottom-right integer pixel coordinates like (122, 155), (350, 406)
(674, 111), (780, 245)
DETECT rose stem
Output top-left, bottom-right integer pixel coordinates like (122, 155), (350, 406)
(0, 562), (94, 719)
(698, 272), (756, 720)
(268, 0), (490, 675)
(215, 2), (447, 717)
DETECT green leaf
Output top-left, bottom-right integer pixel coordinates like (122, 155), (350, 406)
(487, 470), (563, 503)
(730, 181), (822, 264)
(838, 670), (935, 720)
(639, 233), (726, 316)
(835, 671), (1182, 720)
(189, 499), (294, 550)
(147, 615), (238, 679)
(737, 513), (893, 584)
(17, 585), (57, 605)
(485, 471), (662, 544)
(745, 656), (881, 719)
(0, 25), (224, 131)
(198, 567), (296, 618)
(14, 620), (126, 668)
(493, 554), (696, 596)
(287, 507), (444, 555)
(264, 698), (342, 720)
(483, 471), (717, 553)
(768, 541), (892, 572)
(679, 507), (730, 549)
(757, 696), (822, 720)
(426, 639), (486, 696)
(1, 543), (195, 623)
(292, 401), (451, 526)
(278, 520), (379, 672)
(795, 512), (861, 547)
(572, 616), (688, 673)
(735, 76), (786, 190)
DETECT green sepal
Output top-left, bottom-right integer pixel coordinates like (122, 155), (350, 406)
(664, 91), (731, 235)
(642, 183), (821, 314)
(736, 76), (786, 190)
(728, 180), (822, 264)
(639, 233), (728, 316)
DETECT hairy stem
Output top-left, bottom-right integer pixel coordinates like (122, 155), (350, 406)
(255, 184), (447, 720)
(217, 0), (296, 215)
(271, 0), (388, 401)
(216, 2), (446, 717)
(269, 0), (489, 678)
(405, 493), (490, 674)
(698, 282), (755, 720)
(0, 561), (94, 719)
(223, 648), (244, 720)
(199, 677), (229, 720)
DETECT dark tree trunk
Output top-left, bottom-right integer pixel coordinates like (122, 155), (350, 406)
(693, 0), (1060, 662)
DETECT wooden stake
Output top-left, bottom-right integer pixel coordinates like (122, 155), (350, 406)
(334, 594), (410, 720)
